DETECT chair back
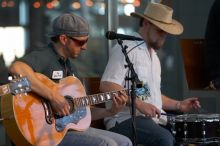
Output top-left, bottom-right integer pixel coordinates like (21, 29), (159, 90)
(81, 77), (105, 129)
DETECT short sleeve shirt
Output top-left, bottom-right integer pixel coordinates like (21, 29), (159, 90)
(19, 43), (78, 81)
(101, 32), (164, 129)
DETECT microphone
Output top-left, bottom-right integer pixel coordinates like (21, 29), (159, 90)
(106, 31), (143, 41)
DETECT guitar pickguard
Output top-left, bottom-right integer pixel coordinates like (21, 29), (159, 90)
(55, 107), (87, 132)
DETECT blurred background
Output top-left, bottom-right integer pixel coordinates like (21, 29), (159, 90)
(0, 0), (218, 145)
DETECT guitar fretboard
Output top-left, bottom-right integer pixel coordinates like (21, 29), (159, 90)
(73, 90), (126, 107)
(0, 84), (10, 96)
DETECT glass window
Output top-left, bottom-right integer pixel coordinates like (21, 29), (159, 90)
(0, 0), (149, 77)
(0, 27), (25, 66)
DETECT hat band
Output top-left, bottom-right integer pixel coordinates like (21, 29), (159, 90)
(144, 14), (173, 25)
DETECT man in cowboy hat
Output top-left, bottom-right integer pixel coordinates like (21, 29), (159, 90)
(100, 2), (201, 146)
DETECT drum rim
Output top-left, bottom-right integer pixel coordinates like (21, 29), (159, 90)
(174, 114), (220, 122)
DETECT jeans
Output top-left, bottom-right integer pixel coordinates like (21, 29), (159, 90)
(109, 116), (175, 146)
(58, 127), (132, 146)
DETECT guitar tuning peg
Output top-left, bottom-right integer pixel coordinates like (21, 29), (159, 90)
(14, 90), (18, 94)
(20, 88), (24, 92)
(8, 76), (13, 81)
(26, 87), (31, 92)
(18, 83), (22, 88)
(13, 75), (17, 79)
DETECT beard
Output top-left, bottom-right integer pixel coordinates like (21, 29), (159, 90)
(149, 38), (166, 50)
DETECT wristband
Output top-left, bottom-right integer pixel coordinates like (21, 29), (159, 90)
(176, 101), (181, 111)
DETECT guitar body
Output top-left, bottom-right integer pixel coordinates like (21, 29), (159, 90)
(1, 73), (91, 146)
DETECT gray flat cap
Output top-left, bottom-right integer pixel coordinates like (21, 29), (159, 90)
(49, 13), (89, 37)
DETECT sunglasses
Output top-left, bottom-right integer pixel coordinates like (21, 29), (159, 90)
(68, 37), (88, 46)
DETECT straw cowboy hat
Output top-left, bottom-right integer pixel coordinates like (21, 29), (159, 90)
(131, 2), (183, 35)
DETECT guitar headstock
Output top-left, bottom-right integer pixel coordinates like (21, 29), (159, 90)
(9, 76), (31, 95)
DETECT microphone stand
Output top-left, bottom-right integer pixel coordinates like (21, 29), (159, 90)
(117, 38), (142, 146)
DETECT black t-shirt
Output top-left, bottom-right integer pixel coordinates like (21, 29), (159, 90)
(19, 43), (79, 82)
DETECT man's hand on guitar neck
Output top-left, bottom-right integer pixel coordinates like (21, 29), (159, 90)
(108, 91), (128, 115)
(91, 91), (128, 121)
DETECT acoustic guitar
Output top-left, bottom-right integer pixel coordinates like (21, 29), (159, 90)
(1, 73), (124, 146)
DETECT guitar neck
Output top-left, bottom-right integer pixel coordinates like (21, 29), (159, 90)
(0, 84), (10, 96)
(73, 89), (127, 107)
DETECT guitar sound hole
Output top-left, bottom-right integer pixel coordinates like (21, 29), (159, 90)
(65, 95), (75, 113)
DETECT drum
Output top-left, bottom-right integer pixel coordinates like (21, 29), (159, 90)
(171, 114), (220, 144)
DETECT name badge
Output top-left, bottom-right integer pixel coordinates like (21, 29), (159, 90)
(52, 71), (63, 79)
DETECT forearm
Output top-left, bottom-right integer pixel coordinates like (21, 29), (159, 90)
(135, 98), (144, 110)
(162, 94), (180, 111)
(9, 61), (54, 101)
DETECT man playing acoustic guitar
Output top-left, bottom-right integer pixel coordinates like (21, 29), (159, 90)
(9, 13), (132, 146)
